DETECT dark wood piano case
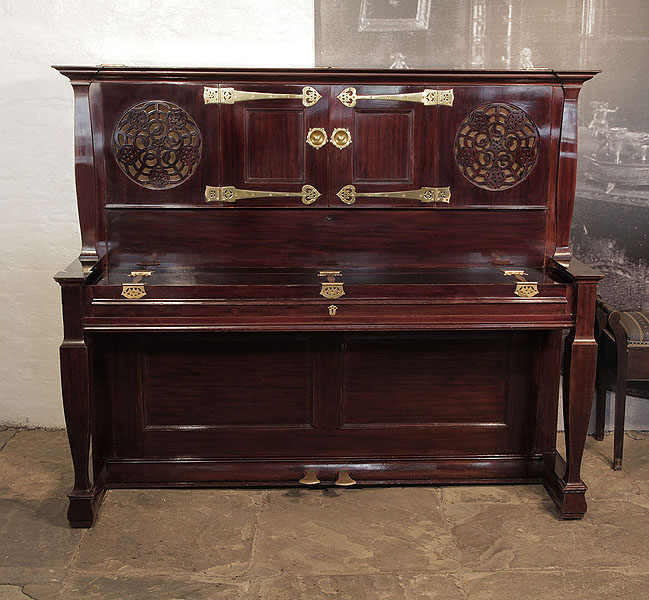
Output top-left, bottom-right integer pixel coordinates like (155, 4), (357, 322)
(54, 66), (601, 527)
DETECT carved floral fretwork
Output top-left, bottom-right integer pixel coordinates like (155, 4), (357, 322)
(113, 100), (202, 190)
(454, 102), (540, 191)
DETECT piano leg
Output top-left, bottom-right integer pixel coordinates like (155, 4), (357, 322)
(544, 282), (598, 519)
(59, 284), (105, 527)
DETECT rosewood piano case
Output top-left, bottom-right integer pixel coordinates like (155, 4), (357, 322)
(54, 66), (601, 527)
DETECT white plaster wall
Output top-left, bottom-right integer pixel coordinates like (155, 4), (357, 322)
(0, 0), (315, 427)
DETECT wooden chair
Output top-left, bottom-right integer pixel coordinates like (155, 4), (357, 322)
(594, 297), (649, 469)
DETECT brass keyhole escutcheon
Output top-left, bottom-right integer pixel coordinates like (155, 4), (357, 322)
(328, 305), (337, 316)
(307, 127), (328, 149)
(331, 128), (352, 149)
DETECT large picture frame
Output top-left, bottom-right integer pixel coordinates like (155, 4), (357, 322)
(358, 0), (431, 32)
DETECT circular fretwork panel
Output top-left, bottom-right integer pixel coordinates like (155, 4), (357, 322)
(112, 100), (202, 190)
(454, 103), (540, 191)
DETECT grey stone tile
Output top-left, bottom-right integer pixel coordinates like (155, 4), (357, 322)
(0, 585), (30, 600)
(60, 575), (240, 600)
(0, 568), (66, 588)
(73, 489), (263, 577)
(517, 440), (646, 504)
(14, 582), (62, 600)
(252, 487), (459, 576)
(441, 485), (521, 504)
(249, 572), (464, 600)
(0, 428), (17, 450)
(619, 432), (649, 482)
(585, 433), (616, 465)
(637, 480), (649, 497)
(462, 569), (649, 600)
(0, 430), (71, 499)
(0, 497), (83, 571)
(444, 499), (649, 570)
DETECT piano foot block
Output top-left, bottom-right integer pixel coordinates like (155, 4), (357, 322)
(67, 486), (106, 528)
(543, 452), (587, 520)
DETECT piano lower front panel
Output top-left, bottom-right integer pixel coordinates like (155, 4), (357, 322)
(93, 330), (560, 486)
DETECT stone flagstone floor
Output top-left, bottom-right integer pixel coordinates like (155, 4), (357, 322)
(1, 427), (649, 599)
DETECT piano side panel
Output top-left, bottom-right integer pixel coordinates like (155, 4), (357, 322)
(105, 208), (547, 270)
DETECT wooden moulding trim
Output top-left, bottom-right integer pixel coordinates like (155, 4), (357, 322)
(52, 65), (600, 86)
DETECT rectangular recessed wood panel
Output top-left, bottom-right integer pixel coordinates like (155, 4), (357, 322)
(245, 109), (304, 182)
(342, 334), (509, 426)
(107, 209), (547, 269)
(142, 336), (313, 427)
(353, 110), (413, 182)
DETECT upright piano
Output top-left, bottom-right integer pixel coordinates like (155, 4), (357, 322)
(54, 66), (601, 527)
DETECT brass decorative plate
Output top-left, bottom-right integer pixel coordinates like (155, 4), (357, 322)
(454, 103), (539, 191)
(113, 100), (202, 190)
(330, 128), (352, 149)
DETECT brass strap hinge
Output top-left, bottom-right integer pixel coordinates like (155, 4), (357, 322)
(205, 185), (321, 205)
(503, 270), (539, 298)
(337, 87), (454, 107)
(204, 86), (322, 107)
(121, 270), (153, 300)
(336, 184), (450, 205)
(318, 270), (345, 299)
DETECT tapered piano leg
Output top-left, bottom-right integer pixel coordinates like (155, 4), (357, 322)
(60, 340), (104, 527)
(59, 283), (104, 527)
(544, 282), (598, 519)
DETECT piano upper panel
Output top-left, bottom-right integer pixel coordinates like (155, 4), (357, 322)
(54, 66), (597, 270)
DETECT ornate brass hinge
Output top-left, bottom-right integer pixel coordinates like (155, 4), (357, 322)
(203, 86), (322, 107)
(318, 270), (345, 299)
(204, 185), (321, 205)
(121, 270), (153, 300)
(503, 270), (539, 298)
(337, 87), (454, 107)
(336, 184), (450, 205)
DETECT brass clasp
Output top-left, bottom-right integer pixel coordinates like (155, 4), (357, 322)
(318, 271), (345, 299)
(121, 270), (153, 300)
(503, 270), (539, 298)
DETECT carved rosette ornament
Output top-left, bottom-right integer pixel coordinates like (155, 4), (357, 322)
(454, 103), (539, 191)
(113, 101), (202, 190)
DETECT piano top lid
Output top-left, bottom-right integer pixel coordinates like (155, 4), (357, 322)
(52, 65), (600, 86)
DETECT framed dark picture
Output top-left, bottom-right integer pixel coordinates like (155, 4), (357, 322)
(359, 0), (431, 31)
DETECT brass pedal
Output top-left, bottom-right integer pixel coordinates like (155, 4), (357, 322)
(299, 470), (320, 485)
(335, 470), (356, 487)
